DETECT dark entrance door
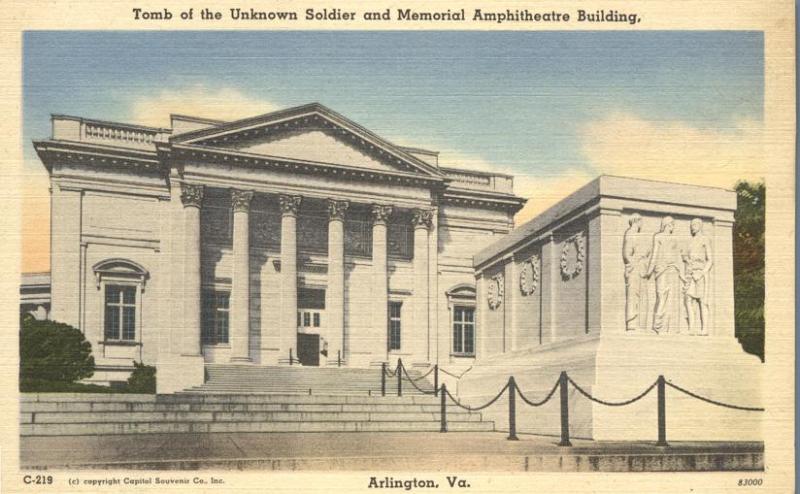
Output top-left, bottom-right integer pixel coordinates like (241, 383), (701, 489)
(297, 333), (320, 366)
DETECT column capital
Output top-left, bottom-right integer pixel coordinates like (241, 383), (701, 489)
(278, 194), (302, 217)
(327, 199), (350, 222)
(371, 204), (393, 225)
(412, 208), (434, 230)
(180, 183), (204, 208)
(231, 189), (254, 213)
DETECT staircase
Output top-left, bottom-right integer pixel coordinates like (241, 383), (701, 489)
(185, 364), (435, 395)
(21, 365), (495, 436)
(21, 393), (494, 436)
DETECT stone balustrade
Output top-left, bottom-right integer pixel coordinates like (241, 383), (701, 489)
(51, 115), (171, 149)
(441, 167), (514, 194)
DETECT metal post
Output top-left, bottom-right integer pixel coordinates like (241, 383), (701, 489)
(440, 383), (448, 433)
(338, 350), (342, 367)
(397, 359), (403, 397)
(507, 377), (519, 441)
(558, 371), (572, 447)
(434, 364), (439, 397)
(289, 348), (293, 366)
(381, 362), (386, 396)
(657, 375), (669, 447)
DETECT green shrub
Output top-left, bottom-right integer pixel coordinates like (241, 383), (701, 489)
(20, 319), (95, 384)
(126, 361), (156, 394)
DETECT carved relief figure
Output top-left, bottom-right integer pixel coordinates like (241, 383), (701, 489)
(622, 213), (651, 331)
(645, 216), (684, 334)
(682, 218), (713, 335)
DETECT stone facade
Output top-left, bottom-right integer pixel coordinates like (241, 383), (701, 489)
(33, 104), (524, 392)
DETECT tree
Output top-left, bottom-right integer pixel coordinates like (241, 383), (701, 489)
(732, 180), (765, 361)
(20, 319), (95, 383)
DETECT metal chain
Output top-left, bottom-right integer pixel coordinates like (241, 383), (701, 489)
(516, 379), (560, 407)
(410, 366), (435, 382)
(568, 377), (658, 407)
(666, 381), (765, 412)
(383, 365), (397, 377)
(401, 365), (436, 395)
(444, 382), (509, 412)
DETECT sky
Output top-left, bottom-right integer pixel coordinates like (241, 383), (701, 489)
(22, 30), (764, 272)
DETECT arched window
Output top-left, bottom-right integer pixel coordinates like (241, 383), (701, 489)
(93, 259), (148, 344)
(446, 284), (476, 357)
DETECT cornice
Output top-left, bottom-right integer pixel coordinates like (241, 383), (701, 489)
(33, 140), (162, 174)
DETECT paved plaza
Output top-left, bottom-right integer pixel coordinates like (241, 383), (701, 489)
(21, 432), (763, 472)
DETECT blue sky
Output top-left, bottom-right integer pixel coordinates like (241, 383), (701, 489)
(23, 31), (763, 174)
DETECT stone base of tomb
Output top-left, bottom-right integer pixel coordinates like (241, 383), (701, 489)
(456, 333), (763, 441)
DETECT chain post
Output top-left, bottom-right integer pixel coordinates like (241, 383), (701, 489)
(507, 377), (519, 441)
(434, 365), (439, 397)
(397, 359), (403, 397)
(558, 371), (572, 447)
(656, 375), (669, 447)
(440, 383), (448, 433)
(381, 362), (386, 396)
(289, 348), (293, 366)
(337, 350), (342, 368)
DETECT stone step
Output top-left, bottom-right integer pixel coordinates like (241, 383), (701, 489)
(22, 401), (449, 413)
(21, 419), (494, 436)
(161, 393), (439, 404)
(23, 410), (481, 424)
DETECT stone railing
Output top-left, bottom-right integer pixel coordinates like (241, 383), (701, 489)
(442, 167), (514, 194)
(51, 115), (171, 150)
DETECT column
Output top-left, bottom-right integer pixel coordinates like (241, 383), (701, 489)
(279, 194), (301, 362)
(412, 209), (432, 361)
(230, 189), (254, 362)
(180, 183), (204, 356)
(326, 199), (349, 364)
(371, 204), (392, 360)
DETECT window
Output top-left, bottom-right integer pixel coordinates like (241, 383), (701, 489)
(94, 259), (148, 345)
(388, 302), (402, 351)
(453, 306), (475, 356)
(202, 290), (230, 345)
(104, 285), (136, 341)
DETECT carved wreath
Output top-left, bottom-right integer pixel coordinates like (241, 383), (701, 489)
(519, 255), (540, 296)
(560, 233), (585, 280)
(487, 273), (505, 310)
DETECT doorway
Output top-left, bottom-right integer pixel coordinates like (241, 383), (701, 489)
(297, 333), (320, 366)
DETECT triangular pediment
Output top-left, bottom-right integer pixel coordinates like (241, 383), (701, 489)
(171, 103), (443, 178)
